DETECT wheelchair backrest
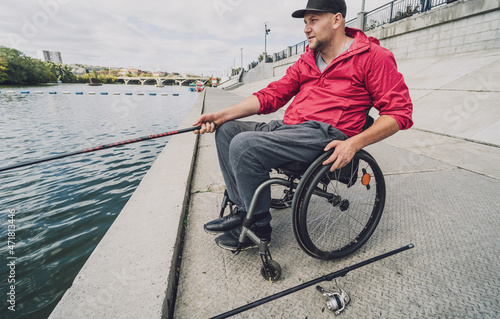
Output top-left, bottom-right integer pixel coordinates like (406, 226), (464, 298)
(362, 108), (374, 132)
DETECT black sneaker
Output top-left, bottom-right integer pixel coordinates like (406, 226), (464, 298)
(215, 226), (271, 251)
(204, 212), (245, 234)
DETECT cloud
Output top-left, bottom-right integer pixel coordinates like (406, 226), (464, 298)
(0, 0), (388, 76)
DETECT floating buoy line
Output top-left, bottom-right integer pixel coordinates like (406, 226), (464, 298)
(0, 90), (180, 96)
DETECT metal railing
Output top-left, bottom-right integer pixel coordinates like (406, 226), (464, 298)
(365, 0), (419, 31)
(275, 40), (307, 62)
(274, 50), (288, 62)
(290, 40), (308, 57)
(348, 0), (450, 31)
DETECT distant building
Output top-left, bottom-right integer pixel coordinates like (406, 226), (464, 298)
(118, 68), (142, 76)
(37, 50), (63, 64)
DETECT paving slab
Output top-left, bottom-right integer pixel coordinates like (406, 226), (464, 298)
(383, 129), (500, 179)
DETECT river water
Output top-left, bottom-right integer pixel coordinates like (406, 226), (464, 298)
(0, 83), (200, 318)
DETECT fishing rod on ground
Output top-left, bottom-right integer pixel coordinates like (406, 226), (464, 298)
(0, 126), (202, 173)
(210, 243), (414, 319)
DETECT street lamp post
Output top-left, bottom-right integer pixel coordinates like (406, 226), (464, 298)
(240, 48), (243, 71)
(358, 0), (366, 30)
(265, 23), (271, 62)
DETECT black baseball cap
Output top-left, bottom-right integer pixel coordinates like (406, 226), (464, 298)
(292, 0), (347, 18)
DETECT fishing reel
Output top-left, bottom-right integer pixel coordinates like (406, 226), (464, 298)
(316, 284), (350, 315)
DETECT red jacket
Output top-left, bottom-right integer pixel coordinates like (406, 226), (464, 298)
(254, 28), (413, 137)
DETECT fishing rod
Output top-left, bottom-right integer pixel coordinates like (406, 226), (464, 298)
(210, 244), (414, 319)
(0, 126), (201, 173)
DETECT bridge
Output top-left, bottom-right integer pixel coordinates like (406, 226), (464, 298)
(116, 76), (210, 86)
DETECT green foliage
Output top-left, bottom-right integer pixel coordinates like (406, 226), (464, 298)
(206, 77), (221, 87)
(0, 46), (52, 84)
(73, 73), (119, 84)
(0, 60), (8, 84)
(0, 46), (79, 85)
(58, 64), (78, 83)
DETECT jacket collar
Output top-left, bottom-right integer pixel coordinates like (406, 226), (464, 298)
(302, 27), (372, 70)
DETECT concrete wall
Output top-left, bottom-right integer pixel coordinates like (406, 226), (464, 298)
(242, 0), (500, 85)
(242, 54), (300, 85)
(49, 93), (205, 319)
(271, 54), (301, 78)
(366, 0), (500, 59)
(242, 60), (273, 85)
(219, 70), (243, 89)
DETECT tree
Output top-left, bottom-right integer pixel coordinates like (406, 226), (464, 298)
(0, 46), (58, 84)
(0, 47), (29, 84)
(0, 59), (7, 84)
(54, 63), (77, 83)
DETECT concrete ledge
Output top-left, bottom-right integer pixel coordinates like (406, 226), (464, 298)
(49, 91), (206, 319)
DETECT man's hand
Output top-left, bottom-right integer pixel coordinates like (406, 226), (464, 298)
(192, 114), (219, 134)
(191, 95), (262, 135)
(322, 139), (360, 171)
(322, 115), (400, 171)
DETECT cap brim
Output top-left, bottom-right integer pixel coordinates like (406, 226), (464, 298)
(291, 8), (325, 18)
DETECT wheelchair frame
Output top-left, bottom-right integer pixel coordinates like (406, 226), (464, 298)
(217, 113), (385, 281)
(218, 147), (386, 282)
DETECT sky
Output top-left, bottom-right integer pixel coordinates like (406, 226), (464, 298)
(0, 0), (389, 77)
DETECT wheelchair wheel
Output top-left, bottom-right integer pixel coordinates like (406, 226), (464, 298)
(292, 149), (385, 260)
(260, 259), (282, 282)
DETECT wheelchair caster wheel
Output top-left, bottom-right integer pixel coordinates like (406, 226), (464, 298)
(260, 260), (282, 282)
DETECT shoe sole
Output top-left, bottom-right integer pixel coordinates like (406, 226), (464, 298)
(216, 241), (259, 251)
(204, 225), (243, 235)
(204, 227), (225, 235)
(216, 240), (271, 251)
(204, 222), (243, 235)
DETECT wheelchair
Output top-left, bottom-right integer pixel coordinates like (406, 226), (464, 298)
(217, 115), (385, 282)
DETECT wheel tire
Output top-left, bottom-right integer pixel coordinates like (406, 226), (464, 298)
(260, 260), (282, 282)
(292, 150), (385, 260)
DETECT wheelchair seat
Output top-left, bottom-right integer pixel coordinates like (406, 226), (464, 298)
(276, 161), (310, 176)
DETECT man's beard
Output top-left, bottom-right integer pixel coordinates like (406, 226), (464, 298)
(309, 38), (325, 52)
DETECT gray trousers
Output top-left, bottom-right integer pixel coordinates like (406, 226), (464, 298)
(215, 120), (347, 227)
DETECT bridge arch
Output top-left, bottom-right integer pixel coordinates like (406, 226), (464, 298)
(142, 78), (157, 85)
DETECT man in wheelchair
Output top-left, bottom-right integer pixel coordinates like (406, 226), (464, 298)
(193, 0), (413, 251)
